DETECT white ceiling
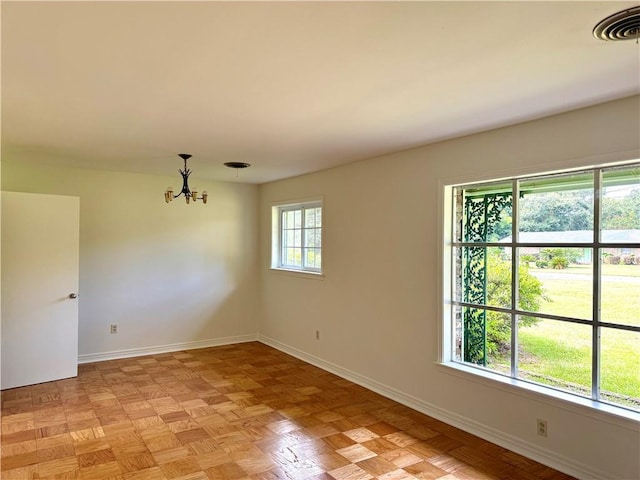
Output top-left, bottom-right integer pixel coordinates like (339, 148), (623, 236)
(2, 1), (639, 184)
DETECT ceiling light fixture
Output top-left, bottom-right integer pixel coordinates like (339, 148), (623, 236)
(164, 154), (207, 204)
(593, 6), (640, 41)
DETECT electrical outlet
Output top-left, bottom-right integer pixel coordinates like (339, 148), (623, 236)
(537, 419), (548, 437)
(110, 324), (118, 334)
(315, 330), (320, 340)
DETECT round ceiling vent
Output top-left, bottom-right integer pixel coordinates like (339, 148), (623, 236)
(224, 162), (251, 169)
(593, 6), (640, 41)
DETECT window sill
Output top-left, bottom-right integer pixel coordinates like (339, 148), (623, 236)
(269, 267), (324, 280)
(436, 361), (640, 428)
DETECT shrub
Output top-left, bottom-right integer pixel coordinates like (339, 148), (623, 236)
(550, 256), (569, 269)
(608, 255), (621, 265)
(486, 254), (547, 354)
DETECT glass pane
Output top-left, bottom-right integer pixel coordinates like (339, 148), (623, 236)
(294, 210), (302, 228)
(453, 246), (463, 303)
(600, 252), (640, 327)
(304, 229), (313, 248)
(459, 246), (511, 308)
(305, 208), (316, 228)
(454, 187), (464, 243)
(305, 229), (317, 248)
(285, 230), (295, 248)
(287, 230), (302, 247)
(284, 247), (301, 267)
(601, 328), (640, 411)
(304, 248), (321, 269)
(453, 302), (463, 360)
(518, 171), (594, 242)
(315, 208), (322, 227)
(601, 165), (640, 242)
(516, 248), (547, 316)
(486, 312), (511, 375)
(518, 318), (592, 397)
(460, 183), (512, 243)
(286, 210), (297, 229)
(458, 307), (510, 373)
(461, 246), (487, 305)
(523, 247), (593, 320)
(486, 247), (511, 308)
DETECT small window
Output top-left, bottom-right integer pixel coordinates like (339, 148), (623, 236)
(272, 201), (322, 274)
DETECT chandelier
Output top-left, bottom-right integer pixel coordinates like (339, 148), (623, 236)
(164, 154), (207, 204)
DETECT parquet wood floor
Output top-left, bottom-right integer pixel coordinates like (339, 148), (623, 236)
(1, 342), (575, 480)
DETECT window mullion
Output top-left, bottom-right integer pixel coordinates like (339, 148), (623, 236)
(452, 189), (461, 361)
(302, 207), (307, 269)
(280, 210), (286, 268)
(511, 179), (519, 378)
(592, 169), (602, 401)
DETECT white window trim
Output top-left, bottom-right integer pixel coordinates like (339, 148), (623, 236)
(271, 197), (324, 276)
(438, 158), (640, 424)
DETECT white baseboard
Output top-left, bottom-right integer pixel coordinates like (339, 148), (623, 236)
(77, 334), (258, 364)
(257, 334), (611, 480)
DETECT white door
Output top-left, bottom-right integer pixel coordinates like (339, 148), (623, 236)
(1, 191), (80, 390)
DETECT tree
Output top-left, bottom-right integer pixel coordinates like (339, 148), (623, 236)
(519, 187), (640, 233)
(519, 190), (593, 232)
(601, 188), (640, 230)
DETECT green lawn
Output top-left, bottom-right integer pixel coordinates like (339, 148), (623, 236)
(530, 263), (640, 277)
(490, 264), (640, 409)
(526, 269), (640, 326)
(518, 320), (639, 405)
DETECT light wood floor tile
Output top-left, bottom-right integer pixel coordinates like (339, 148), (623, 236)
(117, 452), (158, 473)
(37, 442), (77, 463)
(159, 457), (201, 479)
(0, 450), (39, 471)
(1, 342), (575, 480)
(80, 460), (123, 480)
(328, 463), (374, 480)
(377, 468), (418, 480)
(37, 455), (79, 477)
(121, 465), (166, 480)
(1, 439), (37, 456)
(1, 464), (40, 480)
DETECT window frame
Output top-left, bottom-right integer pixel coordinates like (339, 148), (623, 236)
(271, 199), (323, 275)
(441, 162), (640, 417)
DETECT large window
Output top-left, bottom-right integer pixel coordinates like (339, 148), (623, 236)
(273, 201), (322, 273)
(447, 163), (640, 412)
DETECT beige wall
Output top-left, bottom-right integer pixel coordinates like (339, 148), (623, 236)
(258, 95), (640, 479)
(1, 163), (259, 358)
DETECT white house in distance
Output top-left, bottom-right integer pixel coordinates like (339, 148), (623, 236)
(501, 230), (640, 264)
